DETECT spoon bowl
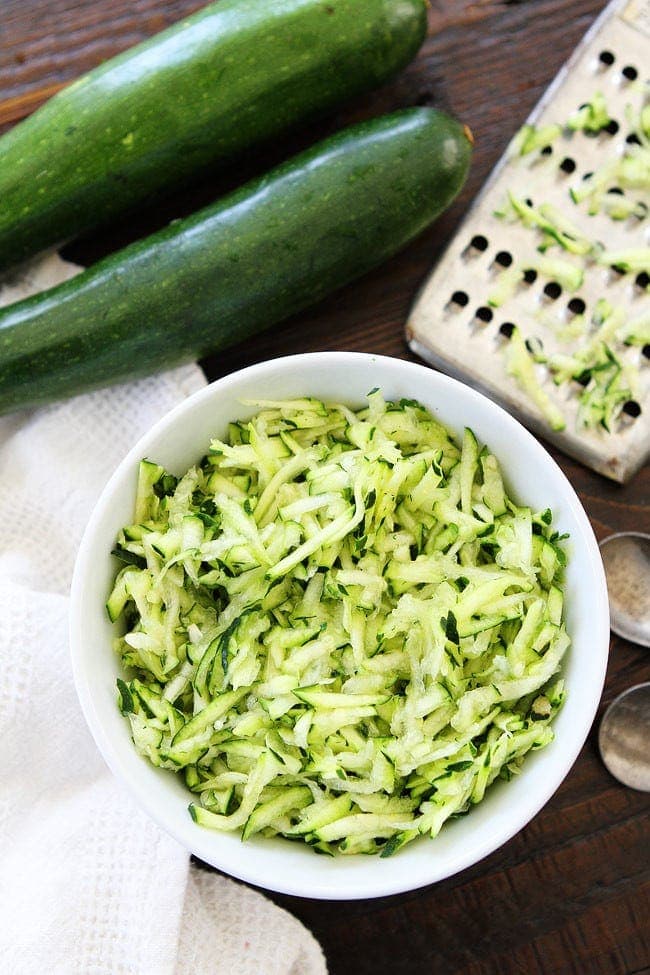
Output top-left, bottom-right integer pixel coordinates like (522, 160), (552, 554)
(598, 683), (650, 792)
(598, 532), (650, 648)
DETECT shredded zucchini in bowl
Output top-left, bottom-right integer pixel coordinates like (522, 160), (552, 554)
(108, 393), (569, 857)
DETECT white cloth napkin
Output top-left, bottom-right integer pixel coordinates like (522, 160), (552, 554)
(0, 254), (327, 975)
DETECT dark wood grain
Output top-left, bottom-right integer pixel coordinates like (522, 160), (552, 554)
(2, 2), (648, 973)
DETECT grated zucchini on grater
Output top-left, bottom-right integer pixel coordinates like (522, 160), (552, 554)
(407, 0), (650, 482)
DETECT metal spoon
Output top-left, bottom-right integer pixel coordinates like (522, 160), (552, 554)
(599, 532), (650, 648)
(598, 683), (650, 792)
(597, 532), (650, 791)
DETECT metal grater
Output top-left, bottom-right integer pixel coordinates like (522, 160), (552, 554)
(407, 0), (650, 482)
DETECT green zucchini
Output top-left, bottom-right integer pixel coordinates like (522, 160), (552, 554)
(0, 107), (472, 414)
(0, 0), (427, 270)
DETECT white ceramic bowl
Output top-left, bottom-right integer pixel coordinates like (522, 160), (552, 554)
(70, 352), (609, 900)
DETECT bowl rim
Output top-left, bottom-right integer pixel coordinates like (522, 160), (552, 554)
(70, 351), (609, 899)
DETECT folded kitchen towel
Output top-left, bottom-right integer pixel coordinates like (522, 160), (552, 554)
(0, 253), (327, 975)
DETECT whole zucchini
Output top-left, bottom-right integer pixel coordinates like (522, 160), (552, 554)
(0, 0), (427, 271)
(0, 108), (472, 414)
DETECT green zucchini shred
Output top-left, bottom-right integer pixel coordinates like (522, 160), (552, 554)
(566, 90), (612, 134)
(509, 123), (562, 157)
(109, 395), (569, 855)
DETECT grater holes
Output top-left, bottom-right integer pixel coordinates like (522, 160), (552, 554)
(626, 132), (642, 146)
(525, 336), (544, 355)
(494, 250), (513, 268)
(622, 65), (638, 81)
(543, 282), (562, 300)
(462, 235), (489, 259)
(475, 306), (494, 323)
(603, 119), (619, 136)
(599, 50), (615, 66)
(540, 145), (553, 156)
(450, 290), (469, 307)
(622, 400), (641, 418)
(411, 28), (650, 456)
(635, 272), (649, 290)
(618, 404), (642, 433)
(568, 297), (586, 315)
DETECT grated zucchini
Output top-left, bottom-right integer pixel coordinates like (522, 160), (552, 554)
(109, 394), (569, 856)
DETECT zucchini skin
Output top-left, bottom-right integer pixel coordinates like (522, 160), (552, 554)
(0, 0), (427, 270)
(0, 108), (472, 414)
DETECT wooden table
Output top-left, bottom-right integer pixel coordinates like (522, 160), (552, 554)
(2, 2), (649, 972)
